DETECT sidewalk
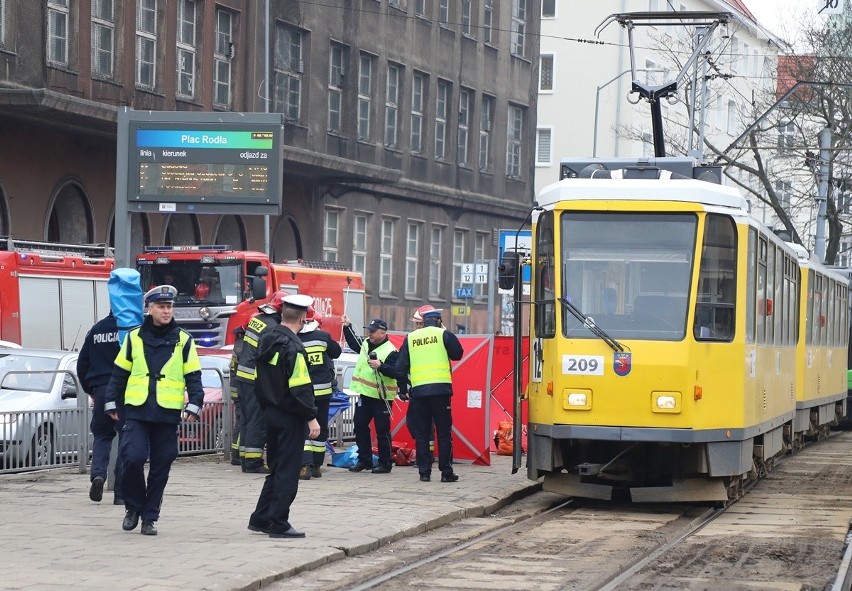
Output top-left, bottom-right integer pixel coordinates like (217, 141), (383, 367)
(0, 453), (538, 591)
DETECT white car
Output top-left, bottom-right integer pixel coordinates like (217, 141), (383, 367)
(0, 349), (85, 470)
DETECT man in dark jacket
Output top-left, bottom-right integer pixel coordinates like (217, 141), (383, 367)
(105, 285), (204, 536)
(396, 309), (463, 483)
(297, 306), (342, 479)
(248, 294), (320, 539)
(77, 311), (122, 504)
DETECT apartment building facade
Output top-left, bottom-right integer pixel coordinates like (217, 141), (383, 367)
(0, 0), (539, 331)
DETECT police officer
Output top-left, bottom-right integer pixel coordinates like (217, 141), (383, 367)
(396, 309), (463, 483)
(235, 290), (289, 473)
(77, 310), (122, 504)
(105, 285), (204, 536)
(341, 316), (404, 474)
(298, 306), (342, 479)
(248, 294), (320, 538)
(228, 326), (246, 466)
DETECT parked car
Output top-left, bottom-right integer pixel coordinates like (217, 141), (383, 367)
(0, 349), (85, 469)
(179, 352), (230, 452)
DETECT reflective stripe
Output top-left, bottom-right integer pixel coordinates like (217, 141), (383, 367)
(312, 382), (333, 396)
(303, 439), (326, 453)
(289, 354), (311, 388)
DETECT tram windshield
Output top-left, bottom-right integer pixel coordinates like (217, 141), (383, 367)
(561, 212), (696, 341)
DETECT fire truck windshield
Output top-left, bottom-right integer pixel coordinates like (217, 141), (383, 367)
(139, 261), (244, 306)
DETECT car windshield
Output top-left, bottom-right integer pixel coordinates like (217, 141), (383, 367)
(0, 354), (60, 392)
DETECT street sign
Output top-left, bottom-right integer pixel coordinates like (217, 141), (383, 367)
(455, 287), (474, 299)
(498, 229), (532, 283)
(453, 306), (468, 316)
(818, 0), (845, 16)
(475, 273), (488, 284)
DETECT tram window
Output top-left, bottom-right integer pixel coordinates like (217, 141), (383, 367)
(535, 211), (555, 338)
(694, 214), (736, 342)
(745, 228), (756, 344)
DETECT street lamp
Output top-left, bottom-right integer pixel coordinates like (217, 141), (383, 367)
(592, 68), (660, 158)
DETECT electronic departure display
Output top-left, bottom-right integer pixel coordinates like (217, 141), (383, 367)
(125, 114), (285, 215)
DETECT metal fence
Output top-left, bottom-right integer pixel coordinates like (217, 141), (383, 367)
(0, 372), (357, 475)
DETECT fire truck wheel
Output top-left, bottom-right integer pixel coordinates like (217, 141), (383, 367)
(30, 425), (55, 467)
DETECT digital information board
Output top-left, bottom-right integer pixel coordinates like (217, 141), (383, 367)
(124, 112), (285, 215)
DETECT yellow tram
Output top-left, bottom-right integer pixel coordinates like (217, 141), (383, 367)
(519, 158), (848, 502)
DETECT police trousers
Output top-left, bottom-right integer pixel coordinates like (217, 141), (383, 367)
(119, 419), (179, 522)
(353, 395), (392, 467)
(408, 395), (453, 477)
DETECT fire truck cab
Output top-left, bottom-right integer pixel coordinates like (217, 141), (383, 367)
(135, 245), (365, 348)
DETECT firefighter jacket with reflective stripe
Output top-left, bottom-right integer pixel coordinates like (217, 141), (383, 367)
(396, 326), (463, 399)
(235, 312), (279, 383)
(104, 317), (204, 424)
(298, 328), (342, 397)
(352, 339), (398, 401)
(255, 323), (317, 420)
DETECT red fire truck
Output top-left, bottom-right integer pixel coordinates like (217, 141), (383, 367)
(0, 239), (114, 349)
(135, 246), (366, 347)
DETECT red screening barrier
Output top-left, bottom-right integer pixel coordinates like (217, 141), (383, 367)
(387, 333), (529, 466)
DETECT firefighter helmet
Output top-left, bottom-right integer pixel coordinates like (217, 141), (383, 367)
(411, 304), (436, 322)
(258, 290), (290, 314)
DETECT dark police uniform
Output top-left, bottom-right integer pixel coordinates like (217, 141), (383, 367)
(249, 294), (316, 538)
(396, 311), (463, 482)
(235, 310), (280, 472)
(105, 285), (204, 535)
(298, 322), (342, 478)
(77, 312), (123, 504)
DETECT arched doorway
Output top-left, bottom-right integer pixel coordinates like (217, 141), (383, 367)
(46, 180), (93, 244)
(108, 212), (151, 257)
(271, 215), (302, 261)
(162, 214), (200, 245)
(213, 215), (246, 249)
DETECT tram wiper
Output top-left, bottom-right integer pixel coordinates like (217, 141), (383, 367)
(559, 296), (625, 353)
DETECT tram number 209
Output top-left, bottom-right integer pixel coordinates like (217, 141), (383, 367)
(562, 355), (605, 376)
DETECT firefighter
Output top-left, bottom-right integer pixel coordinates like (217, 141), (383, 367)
(104, 285), (204, 535)
(341, 316), (404, 474)
(297, 305), (342, 479)
(248, 294), (320, 538)
(396, 309), (463, 483)
(235, 290), (289, 473)
(228, 326), (246, 466)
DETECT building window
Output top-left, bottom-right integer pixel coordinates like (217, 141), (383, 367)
(48, 0), (69, 66)
(136, 0), (157, 88)
(405, 223), (419, 295)
(358, 54), (374, 141)
(778, 121), (795, 151)
(353, 214), (368, 276)
(506, 105), (524, 178)
(726, 100), (736, 135)
(411, 72), (425, 153)
(776, 181), (792, 212)
(385, 64), (400, 148)
(475, 232), (487, 297)
(730, 35), (739, 72)
(742, 42), (750, 75)
(415, 0), (428, 16)
(91, 0), (115, 78)
(274, 26), (303, 121)
(429, 226), (443, 298)
(328, 44), (346, 133)
(214, 9), (233, 107)
(457, 89), (470, 166)
(323, 209), (339, 262)
(479, 94), (493, 172)
(511, 0), (526, 57)
(536, 128), (552, 166)
(176, 0), (196, 98)
(539, 54), (554, 92)
(452, 230), (466, 295)
(483, 0), (494, 44)
(435, 80), (450, 160)
(439, 0), (449, 24)
(542, 0), (555, 18)
(461, 0), (472, 35)
(380, 218), (395, 293)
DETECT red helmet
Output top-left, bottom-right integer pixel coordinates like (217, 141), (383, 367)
(411, 304), (436, 322)
(259, 290), (290, 314)
(305, 305), (323, 328)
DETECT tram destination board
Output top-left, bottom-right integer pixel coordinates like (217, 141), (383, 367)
(126, 115), (285, 215)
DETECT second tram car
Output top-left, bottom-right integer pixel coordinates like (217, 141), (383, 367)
(521, 158), (848, 502)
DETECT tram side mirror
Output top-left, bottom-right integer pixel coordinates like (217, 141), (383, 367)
(498, 252), (519, 291)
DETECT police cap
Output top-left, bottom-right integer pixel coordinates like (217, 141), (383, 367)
(281, 293), (313, 311)
(144, 285), (177, 306)
(421, 309), (442, 319)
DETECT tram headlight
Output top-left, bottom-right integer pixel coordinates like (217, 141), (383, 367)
(567, 393), (587, 406)
(563, 389), (592, 410)
(651, 391), (681, 413)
